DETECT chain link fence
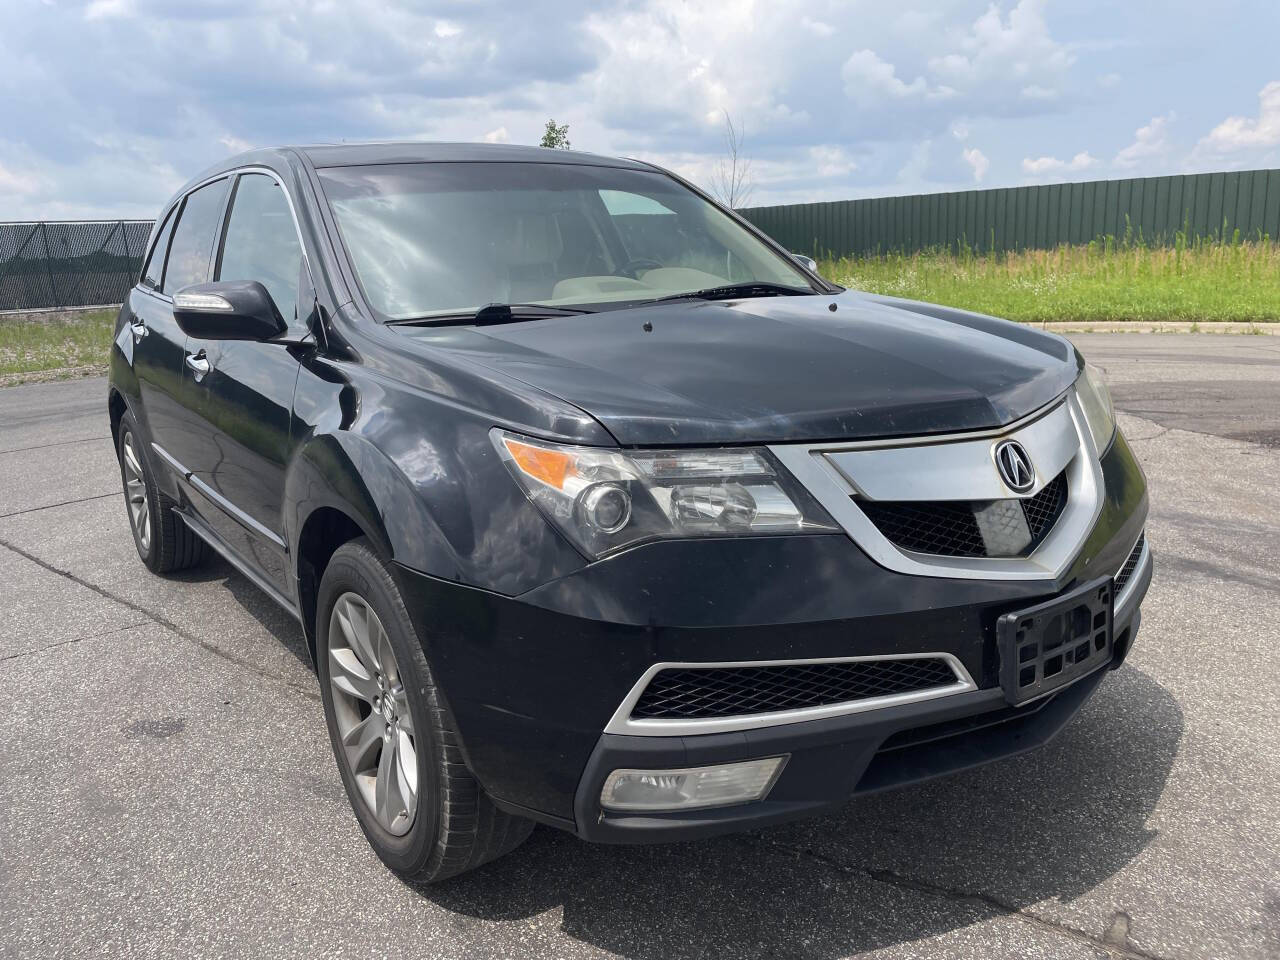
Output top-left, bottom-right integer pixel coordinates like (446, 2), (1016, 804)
(0, 220), (154, 312)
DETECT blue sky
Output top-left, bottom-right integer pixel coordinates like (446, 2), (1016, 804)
(3, 0), (1280, 219)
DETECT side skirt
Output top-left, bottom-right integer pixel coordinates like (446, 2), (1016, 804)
(174, 505), (304, 624)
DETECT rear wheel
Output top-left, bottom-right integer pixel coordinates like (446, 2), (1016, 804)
(116, 411), (208, 574)
(316, 538), (532, 882)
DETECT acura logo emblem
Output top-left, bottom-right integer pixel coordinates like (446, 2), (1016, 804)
(995, 440), (1036, 493)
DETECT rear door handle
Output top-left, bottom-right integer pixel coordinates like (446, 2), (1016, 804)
(185, 350), (210, 380)
(129, 320), (147, 342)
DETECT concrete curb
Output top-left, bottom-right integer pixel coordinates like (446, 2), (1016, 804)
(1032, 321), (1279, 335)
(0, 305), (119, 324)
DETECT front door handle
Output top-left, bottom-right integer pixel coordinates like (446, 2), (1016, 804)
(185, 350), (210, 381)
(129, 320), (148, 342)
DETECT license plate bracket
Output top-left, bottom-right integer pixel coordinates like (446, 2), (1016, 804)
(997, 577), (1113, 706)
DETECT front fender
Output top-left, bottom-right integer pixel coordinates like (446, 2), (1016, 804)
(286, 356), (588, 596)
(285, 431), (461, 580)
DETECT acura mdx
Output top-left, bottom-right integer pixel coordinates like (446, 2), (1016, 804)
(108, 142), (1151, 881)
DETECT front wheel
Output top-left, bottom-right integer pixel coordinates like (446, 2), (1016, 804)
(316, 539), (532, 882)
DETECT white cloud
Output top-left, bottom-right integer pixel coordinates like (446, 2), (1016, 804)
(1022, 151), (1099, 175)
(843, 50), (927, 102)
(1197, 81), (1280, 154)
(842, 50), (956, 108)
(809, 145), (856, 177)
(219, 135), (253, 154)
(928, 0), (1073, 98)
(800, 16), (834, 37)
(962, 147), (989, 182)
(84, 0), (132, 21)
(1116, 113), (1174, 168)
(0, 0), (1226, 214)
(929, 53), (970, 78)
(583, 0), (814, 146)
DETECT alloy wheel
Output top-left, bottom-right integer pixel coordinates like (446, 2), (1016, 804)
(121, 431), (151, 553)
(327, 592), (419, 836)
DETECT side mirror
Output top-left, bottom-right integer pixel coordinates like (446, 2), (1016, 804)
(791, 253), (819, 273)
(172, 281), (288, 341)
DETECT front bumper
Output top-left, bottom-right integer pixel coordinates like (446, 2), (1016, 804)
(393, 431), (1151, 840)
(576, 580), (1145, 843)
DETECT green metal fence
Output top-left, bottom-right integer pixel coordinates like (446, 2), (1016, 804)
(739, 169), (1280, 260)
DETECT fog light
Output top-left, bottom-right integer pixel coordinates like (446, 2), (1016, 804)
(600, 757), (786, 812)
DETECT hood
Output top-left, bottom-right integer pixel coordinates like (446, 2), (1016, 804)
(397, 291), (1080, 446)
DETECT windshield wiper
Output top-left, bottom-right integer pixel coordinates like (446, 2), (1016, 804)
(640, 281), (814, 306)
(387, 303), (595, 327)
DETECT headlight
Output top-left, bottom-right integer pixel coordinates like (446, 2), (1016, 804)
(1075, 362), (1116, 455)
(493, 430), (838, 558)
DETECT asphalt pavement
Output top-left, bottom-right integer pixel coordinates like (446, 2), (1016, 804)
(1, 333), (1277, 960)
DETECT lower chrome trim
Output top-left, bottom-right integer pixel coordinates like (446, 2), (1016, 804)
(1115, 534), (1151, 623)
(175, 506), (303, 623)
(604, 652), (978, 738)
(150, 442), (287, 550)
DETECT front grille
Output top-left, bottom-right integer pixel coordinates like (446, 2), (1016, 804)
(858, 471), (1068, 558)
(1022, 473), (1069, 540)
(1115, 533), (1146, 594)
(630, 658), (959, 720)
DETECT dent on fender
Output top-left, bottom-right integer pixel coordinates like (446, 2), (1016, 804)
(286, 353), (588, 595)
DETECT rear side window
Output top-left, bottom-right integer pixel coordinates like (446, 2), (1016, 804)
(216, 173), (304, 323)
(141, 205), (177, 290)
(163, 179), (229, 294)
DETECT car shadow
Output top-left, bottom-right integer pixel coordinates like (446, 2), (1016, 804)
(197, 555), (314, 671)
(411, 665), (1181, 959)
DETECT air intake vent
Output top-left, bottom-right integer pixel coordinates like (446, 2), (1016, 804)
(630, 658), (960, 720)
(1115, 533), (1146, 594)
(858, 471), (1068, 558)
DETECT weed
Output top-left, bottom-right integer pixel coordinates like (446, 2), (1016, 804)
(822, 236), (1280, 324)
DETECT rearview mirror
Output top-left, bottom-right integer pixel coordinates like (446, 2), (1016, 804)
(172, 281), (288, 341)
(791, 253), (818, 272)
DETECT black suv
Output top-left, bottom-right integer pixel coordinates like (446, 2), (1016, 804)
(109, 142), (1151, 882)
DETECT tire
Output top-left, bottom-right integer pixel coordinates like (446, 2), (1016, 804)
(116, 411), (209, 575)
(316, 538), (533, 883)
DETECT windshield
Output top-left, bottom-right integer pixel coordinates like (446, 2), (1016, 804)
(316, 161), (817, 321)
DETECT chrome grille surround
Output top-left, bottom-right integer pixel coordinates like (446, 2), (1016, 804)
(605, 653), (977, 737)
(769, 390), (1105, 581)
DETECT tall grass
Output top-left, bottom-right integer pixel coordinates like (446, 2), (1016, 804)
(821, 233), (1280, 324)
(0, 309), (117, 386)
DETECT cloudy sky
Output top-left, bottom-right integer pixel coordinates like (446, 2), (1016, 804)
(3, 0), (1279, 219)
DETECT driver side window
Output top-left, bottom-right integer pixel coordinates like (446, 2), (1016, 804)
(598, 189), (748, 282)
(216, 173), (304, 324)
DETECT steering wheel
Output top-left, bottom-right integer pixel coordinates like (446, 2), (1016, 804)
(616, 257), (664, 279)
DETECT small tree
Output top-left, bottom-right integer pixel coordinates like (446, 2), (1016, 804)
(709, 112), (755, 209)
(540, 119), (571, 150)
